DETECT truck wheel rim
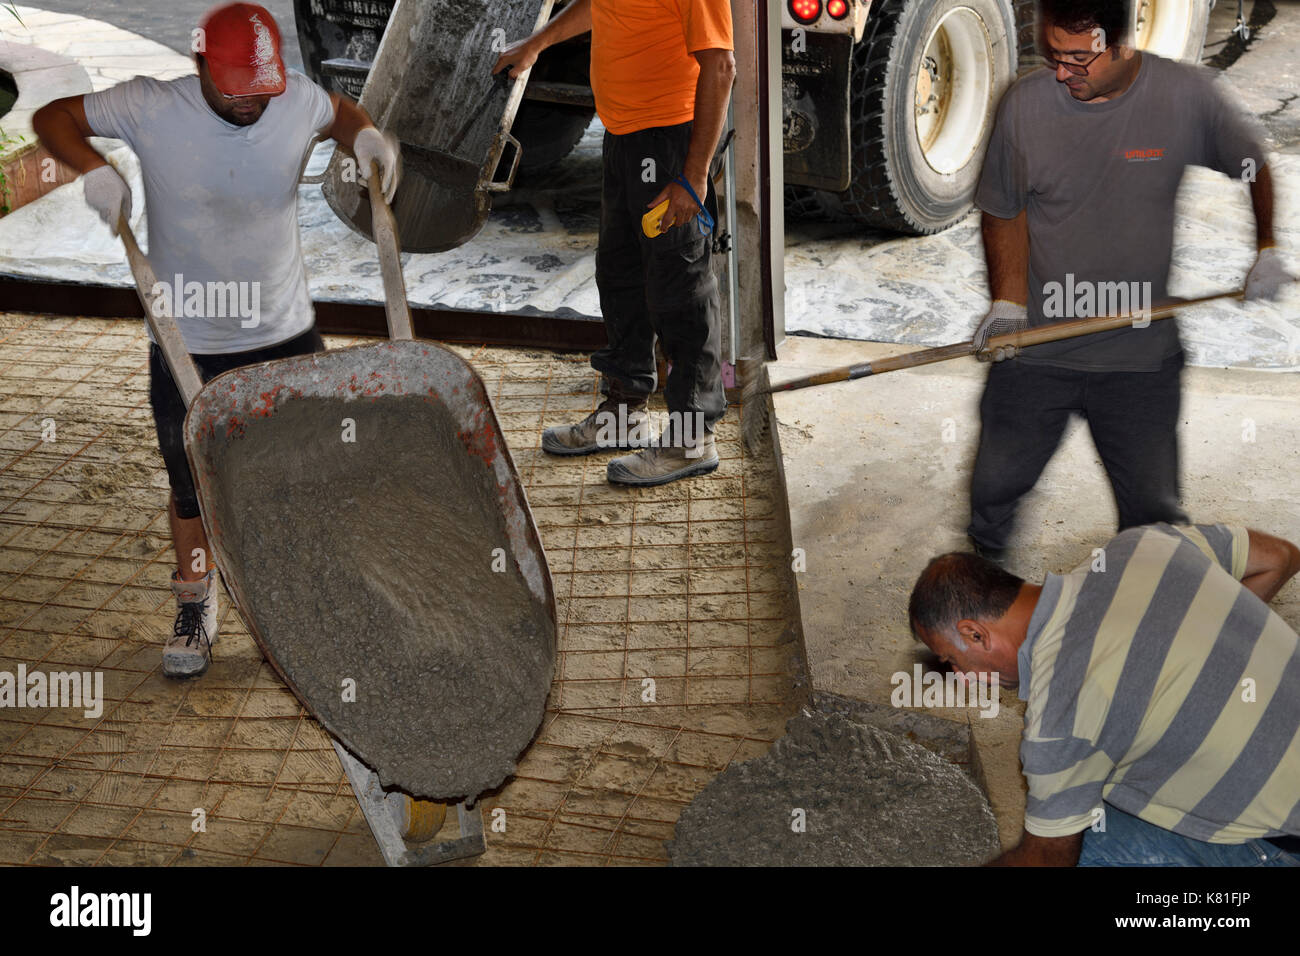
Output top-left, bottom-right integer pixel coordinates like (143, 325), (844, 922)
(914, 7), (993, 177)
(1132, 0), (1193, 56)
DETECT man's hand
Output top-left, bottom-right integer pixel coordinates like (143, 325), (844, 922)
(492, 0), (592, 78)
(647, 176), (708, 234)
(492, 36), (543, 78)
(354, 127), (401, 203)
(973, 299), (1028, 360)
(986, 829), (1083, 866)
(1245, 247), (1293, 302)
(83, 164), (132, 236)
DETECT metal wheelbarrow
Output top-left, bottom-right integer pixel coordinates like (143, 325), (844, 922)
(118, 173), (557, 864)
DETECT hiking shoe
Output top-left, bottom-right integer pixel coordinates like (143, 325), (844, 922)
(164, 570), (218, 679)
(542, 401), (655, 456)
(607, 433), (719, 487)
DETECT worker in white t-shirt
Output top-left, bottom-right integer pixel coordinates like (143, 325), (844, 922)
(33, 3), (400, 679)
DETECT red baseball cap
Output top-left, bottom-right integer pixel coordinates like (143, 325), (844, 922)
(197, 3), (287, 97)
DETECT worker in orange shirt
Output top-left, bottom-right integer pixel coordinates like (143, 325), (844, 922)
(495, 0), (735, 486)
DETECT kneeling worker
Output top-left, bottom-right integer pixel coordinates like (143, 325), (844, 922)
(908, 521), (1300, 866)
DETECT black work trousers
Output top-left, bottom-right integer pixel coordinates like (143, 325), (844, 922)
(149, 326), (325, 519)
(968, 352), (1189, 551)
(591, 122), (726, 433)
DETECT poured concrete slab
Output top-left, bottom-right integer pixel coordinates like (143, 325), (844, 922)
(668, 710), (1000, 866)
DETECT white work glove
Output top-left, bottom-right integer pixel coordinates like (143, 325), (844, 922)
(1245, 247), (1293, 302)
(973, 299), (1028, 361)
(83, 164), (132, 236)
(353, 127), (401, 204)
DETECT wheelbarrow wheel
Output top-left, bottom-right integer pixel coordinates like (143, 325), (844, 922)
(401, 796), (448, 843)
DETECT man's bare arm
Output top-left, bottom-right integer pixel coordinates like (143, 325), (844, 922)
(324, 93), (377, 150)
(986, 829), (1083, 866)
(654, 48), (735, 231)
(1242, 528), (1300, 603)
(492, 0), (593, 78)
(981, 209), (1029, 306)
(32, 96), (107, 175)
(681, 51), (735, 199)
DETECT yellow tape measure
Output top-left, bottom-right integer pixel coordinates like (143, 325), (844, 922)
(642, 199), (670, 238)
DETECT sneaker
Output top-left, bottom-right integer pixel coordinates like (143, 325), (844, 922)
(542, 398), (655, 456)
(164, 570), (218, 679)
(607, 432), (719, 487)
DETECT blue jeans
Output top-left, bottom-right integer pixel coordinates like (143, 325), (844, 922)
(1079, 803), (1300, 867)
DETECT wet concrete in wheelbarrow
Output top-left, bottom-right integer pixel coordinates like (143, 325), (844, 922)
(667, 711), (1000, 866)
(206, 394), (556, 800)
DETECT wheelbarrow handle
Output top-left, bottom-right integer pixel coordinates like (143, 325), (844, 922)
(368, 170), (414, 342)
(118, 214), (205, 409)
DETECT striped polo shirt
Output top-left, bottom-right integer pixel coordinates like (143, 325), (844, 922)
(1017, 523), (1300, 843)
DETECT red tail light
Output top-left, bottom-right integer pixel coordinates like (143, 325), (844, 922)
(789, 0), (822, 24)
(827, 0), (848, 18)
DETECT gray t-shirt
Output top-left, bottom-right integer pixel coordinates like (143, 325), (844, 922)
(85, 71), (336, 354)
(976, 54), (1266, 371)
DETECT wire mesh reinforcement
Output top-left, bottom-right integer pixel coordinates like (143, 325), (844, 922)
(0, 315), (804, 866)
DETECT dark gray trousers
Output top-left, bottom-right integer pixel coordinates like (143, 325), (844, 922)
(968, 351), (1188, 551)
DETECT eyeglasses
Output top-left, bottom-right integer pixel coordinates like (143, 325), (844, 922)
(1042, 47), (1107, 76)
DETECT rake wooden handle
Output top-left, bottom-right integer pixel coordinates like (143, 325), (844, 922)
(766, 289), (1244, 395)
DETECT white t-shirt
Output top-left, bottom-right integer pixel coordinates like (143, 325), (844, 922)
(84, 71), (336, 354)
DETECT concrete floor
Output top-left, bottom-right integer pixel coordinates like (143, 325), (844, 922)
(0, 314), (806, 865)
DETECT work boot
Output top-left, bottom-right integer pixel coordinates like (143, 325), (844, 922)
(607, 430), (719, 487)
(542, 381), (655, 456)
(163, 570), (218, 679)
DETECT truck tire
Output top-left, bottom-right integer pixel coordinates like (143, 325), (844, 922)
(1012, 0), (1211, 66)
(512, 102), (595, 173)
(817, 0), (1019, 234)
(1130, 0), (1212, 60)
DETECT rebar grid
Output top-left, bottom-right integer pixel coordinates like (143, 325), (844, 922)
(0, 315), (803, 866)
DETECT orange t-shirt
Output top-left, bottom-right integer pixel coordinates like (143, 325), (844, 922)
(590, 0), (733, 135)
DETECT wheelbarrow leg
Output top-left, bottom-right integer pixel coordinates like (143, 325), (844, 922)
(332, 739), (486, 866)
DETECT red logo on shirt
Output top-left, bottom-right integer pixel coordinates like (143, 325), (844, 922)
(1123, 147), (1166, 162)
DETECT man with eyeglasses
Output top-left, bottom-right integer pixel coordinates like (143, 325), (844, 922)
(965, 0), (1288, 564)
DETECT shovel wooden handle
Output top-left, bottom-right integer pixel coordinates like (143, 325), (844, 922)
(767, 289), (1245, 395)
(368, 170), (413, 342)
(119, 214), (205, 409)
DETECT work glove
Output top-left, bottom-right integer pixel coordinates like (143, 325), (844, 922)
(354, 127), (401, 204)
(1245, 247), (1293, 302)
(973, 300), (1028, 362)
(83, 164), (132, 236)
